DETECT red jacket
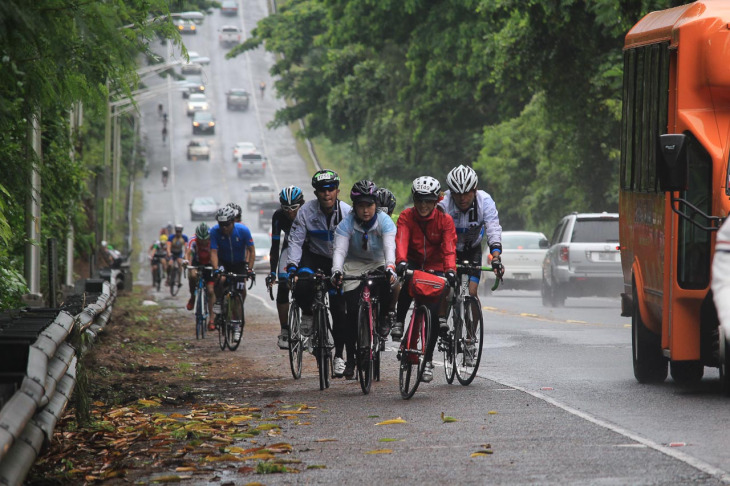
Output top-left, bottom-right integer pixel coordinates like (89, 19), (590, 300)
(396, 206), (456, 273)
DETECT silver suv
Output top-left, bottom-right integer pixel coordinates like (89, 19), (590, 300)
(541, 212), (622, 306)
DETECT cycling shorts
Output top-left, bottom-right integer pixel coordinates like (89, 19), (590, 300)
(456, 246), (482, 284)
(171, 251), (183, 260)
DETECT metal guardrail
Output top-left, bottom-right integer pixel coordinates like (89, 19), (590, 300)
(0, 272), (118, 485)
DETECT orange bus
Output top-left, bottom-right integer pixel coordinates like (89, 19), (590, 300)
(620, 1), (729, 388)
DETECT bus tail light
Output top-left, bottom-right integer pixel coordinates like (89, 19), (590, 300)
(559, 246), (569, 263)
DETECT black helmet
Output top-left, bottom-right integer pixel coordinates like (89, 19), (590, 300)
(311, 169), (340, 190)
(350, 180), (378, 205)
(376, 188), (396, 215)
(279, 186), (304, 206)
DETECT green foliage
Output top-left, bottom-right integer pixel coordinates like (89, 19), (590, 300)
(235, 0), (683, 231)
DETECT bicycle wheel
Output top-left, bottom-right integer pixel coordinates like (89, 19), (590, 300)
(226, 292), (244, 351)
(455, 297), (484, 385)
(168, 265), (178, 296)
(288, 303), (303, 379)
(195, 289), (203, 339)
(154, 265), (162, 291)
(315, 307), (331, 390)
(217, 298), (227, 350)
(399, 305), (429, 399)
(356, 304), (373, 394)
(442, 306), (456, 384)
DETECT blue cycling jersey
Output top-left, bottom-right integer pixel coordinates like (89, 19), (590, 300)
(210, 223), (254, 264)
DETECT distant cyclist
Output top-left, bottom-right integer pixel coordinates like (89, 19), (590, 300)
(210, 206), (256, 337)
(149, 236), (169, 283)
(331, 180), (397, 379)
(266, 186), (304, 349)
(393, 176), (457, 383)
(440, 165), (504, 296)
(161, 166), (169, 188)
(184, 223), (215, 319)
(167, 224), (189, 287)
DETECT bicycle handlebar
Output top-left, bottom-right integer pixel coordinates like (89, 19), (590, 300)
(341, 273), (388, 281)
(455, 263), (501, 291)
(218, 270), (256, 290)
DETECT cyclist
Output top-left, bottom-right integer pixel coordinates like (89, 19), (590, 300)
(331, 180), (397, 379)
(210, 206), (256, 336)
(184, 223), (215, 319)
(149, 236), (168, 283)
(393, 176), (457, 383)
(376, 187), (397, 218)
(375, 187), (400, 321)
(286, 170), (351, 373)
(161, 166), (169, 188)
(266, 186), (304, 349)
(440, 165), (504, 297)
(227, 202), (243, 223)
(166, 225), (189, 288)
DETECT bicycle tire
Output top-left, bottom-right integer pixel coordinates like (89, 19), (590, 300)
(356, 304), (373, 394)
(315, 307), (330, 390)
(399, 305), (429, 399)
(455, 297), (483, 385)
(288, 303), (303, 379)
(195, 289), (203, 339)
(226, 292), (244, 351)
(443, 305), (456, 384)
(168, 265), (178, 296)
(154, 264), (162, 291)
(372, 301), (382, 382)
(197, 286), (209, 339)
(217, 298), (227, 351)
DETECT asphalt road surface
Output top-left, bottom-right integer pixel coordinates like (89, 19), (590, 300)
(131, 0), (730, 483)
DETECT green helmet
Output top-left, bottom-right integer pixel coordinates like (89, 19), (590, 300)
(195, 222), (210, 240)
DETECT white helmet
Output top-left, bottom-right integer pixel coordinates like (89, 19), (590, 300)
(411, 176), (441, 200)
(446, 165), (478, 194)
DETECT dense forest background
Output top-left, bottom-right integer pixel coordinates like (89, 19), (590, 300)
(232, 0), (685, 232)
(0, 0), (686, 307)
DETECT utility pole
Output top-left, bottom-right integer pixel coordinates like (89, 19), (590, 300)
(24, 111), (42, 300)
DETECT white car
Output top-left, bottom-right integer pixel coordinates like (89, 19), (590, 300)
(484, 231), (548, 290)
(187, 51), (210, 66)
(186, 93), (209, 116)
(232, 141), (257, 163)
(251, 233), (271, 270)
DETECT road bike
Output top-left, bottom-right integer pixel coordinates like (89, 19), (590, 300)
(397, 269), (446, 399)
(440, 262), (500, 386)
(214, 270), (254, 351)
(151, 256), (164, 291)
(188, 265), (213, 340)
(268, 277), (304, 379)
(342, 272), (388, 394)
(289, 270), (334, 390)
(167, 259), (183, 296)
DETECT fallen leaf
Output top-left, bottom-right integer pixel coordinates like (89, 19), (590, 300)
(204, 454), (242, 462)
(376, 418), (406, 425)
(92, 401), (105, 407)
(487, 411), (498, 415)
(441, 412), (459, 423)
(175, 467), (197, 472)
(307, 465), (326, 469)
(471, 452), (488, 458)
(378, 438), (400, 442)
(267, 443), (293, 453)
(238, 466), (255, 473)
(241, 453), (276, 461)
(314, 438), (337, 442)
(151, 474), (188, 482)
(138, 399), (162, 408)
(365, 449), (393, 454)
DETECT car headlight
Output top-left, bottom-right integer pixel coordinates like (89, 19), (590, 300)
(193, 122), (199, 127)
(208, 121), (215, 127)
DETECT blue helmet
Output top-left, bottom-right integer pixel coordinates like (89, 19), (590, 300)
(279, 185), (304, 206)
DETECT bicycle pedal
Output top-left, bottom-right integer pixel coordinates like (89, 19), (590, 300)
(396, 351), (402, 362)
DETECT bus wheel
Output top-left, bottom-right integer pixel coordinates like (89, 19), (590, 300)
(669, 360), (703, 384)
(632, 279), (667, 383)
(719, 327), (730, 396)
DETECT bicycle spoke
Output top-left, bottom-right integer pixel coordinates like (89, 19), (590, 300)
(456, 297), (483, 385)
(288, 303), (302, 379)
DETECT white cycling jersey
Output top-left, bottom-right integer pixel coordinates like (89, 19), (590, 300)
(287, 199), (352, 267)
(439, 189), (502, 252)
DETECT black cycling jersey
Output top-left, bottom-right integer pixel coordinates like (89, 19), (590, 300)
(269, 208), (293, 274)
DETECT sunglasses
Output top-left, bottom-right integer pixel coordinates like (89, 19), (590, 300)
(219, 221), (233, 227)
(282, 204), (301, 211)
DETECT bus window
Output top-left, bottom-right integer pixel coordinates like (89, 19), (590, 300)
(677, 135), (712, 290)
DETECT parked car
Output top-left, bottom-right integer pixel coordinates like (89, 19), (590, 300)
(190, 196), (218, 221)
(221, 0), (238, 15)
(186, 139), (210, 161)
(181, 62), (202, 75)
(187, 51), (210, 66)
(175, 18), (197, 34)
(232, 141), (256, 163)
(186, 93), (208, 116)
(247, 183), (277, 210)
(226, 88), (250, 110)
(251, 233), (271, 270)
(237, 151), (267, 177)
(485, 231), (548, 290)
(219, 25), (242, 47)
(192, 111), (215, 134)
(180, 74), (205, 98)
(541, 212), (622, 306)
(258, 202), (280, 230)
